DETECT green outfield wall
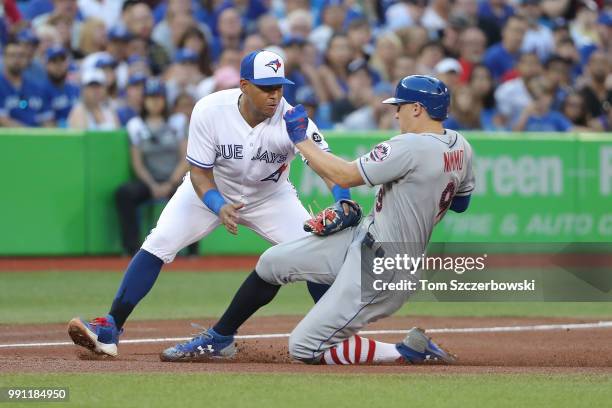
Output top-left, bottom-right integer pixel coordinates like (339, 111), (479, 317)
(0, 130), (610, 255)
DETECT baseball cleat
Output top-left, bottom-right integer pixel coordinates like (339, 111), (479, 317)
(160, 327), (236, 362)
(68, 315), (122, 357)
(396, 327), (456, 364)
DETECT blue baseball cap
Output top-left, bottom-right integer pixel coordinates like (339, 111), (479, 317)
(174, 48), (199, 64)
(46, 45), (68, 61)
(240, 49), (294, 86)
(95, 54), (117, 69)
(127, 72), (147, 86)
(144, 78), (166, 96)
(17, 29), (39, 44)
(108, 25), (133, 41)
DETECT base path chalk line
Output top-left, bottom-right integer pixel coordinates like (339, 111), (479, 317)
(1, 321), (611, 349)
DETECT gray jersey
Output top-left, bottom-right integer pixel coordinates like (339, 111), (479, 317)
(357, 129), (475, 247)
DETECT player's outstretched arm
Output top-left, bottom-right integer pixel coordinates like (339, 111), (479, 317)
(284, 105), (364, 188)
(190, 166), (244, 235)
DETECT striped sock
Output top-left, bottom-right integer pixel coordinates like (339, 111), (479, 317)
(320, 335), (402, 365)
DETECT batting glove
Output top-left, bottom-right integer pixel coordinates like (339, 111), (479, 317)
(284, 104), (309, 144)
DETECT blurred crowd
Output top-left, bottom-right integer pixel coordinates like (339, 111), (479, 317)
(1, 0), (611, 133)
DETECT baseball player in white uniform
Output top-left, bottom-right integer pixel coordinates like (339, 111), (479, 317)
(160, 75), (475, 365)
(68, 50), (350, 357)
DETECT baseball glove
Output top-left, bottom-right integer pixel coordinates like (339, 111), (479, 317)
(304, 199), (363, 236)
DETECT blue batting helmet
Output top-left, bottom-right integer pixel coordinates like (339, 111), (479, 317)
(383, 75), (450, 121)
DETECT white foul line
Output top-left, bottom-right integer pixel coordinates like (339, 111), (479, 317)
(1, 321), (612, 349)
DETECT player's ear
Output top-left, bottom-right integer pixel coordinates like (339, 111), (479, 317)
(239, 79), (250, 94)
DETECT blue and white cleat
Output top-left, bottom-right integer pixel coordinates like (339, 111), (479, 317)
(68, 315), (122, 357)
(396, 327), (456, 364)
(160, 327), (236, 362)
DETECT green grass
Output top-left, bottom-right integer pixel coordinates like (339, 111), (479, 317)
(1, 271), (612, 324)
(1, 373), (610, 408)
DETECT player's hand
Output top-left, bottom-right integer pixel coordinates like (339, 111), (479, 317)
(283, 104), (309, 144)
(219, 203), (244, 235)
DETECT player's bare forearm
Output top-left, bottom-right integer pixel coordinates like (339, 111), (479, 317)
(189, 166), (218, 198)
(295, 139), (364, 188)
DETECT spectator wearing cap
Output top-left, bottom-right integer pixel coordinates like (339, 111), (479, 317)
(126, 54), (152, 77)
(94, 53), (120, 106)
(518, 0), (554, 61)
(309, 0), (347, 53)
(16, 29), (47, 87)
(369, 32), (402, 83)
(210, 7), (244, 63)
(319, 33), (355, 103)
(0, 40), (54, 127)
(330, 58), (374, 124)
(116, 73), (146, 126)
(494, 52), (542, 127)
(434, 57), (462, 92)
(457, 27), (487, 83)
(164, 48), (204, 103)
(106, 25), (133, 89)
(42, 45), (80, 127)
(178, 26), (213, 78)
(579, 50), (611, 120)
(483, 15), (528, 82)
(115, 78), (193, 256)
(68, 68), (119, 129)
(257, 14), (284, 47)
(123, 2), (170, 75)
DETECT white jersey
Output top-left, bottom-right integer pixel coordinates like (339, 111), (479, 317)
(186, 88), (329, 205)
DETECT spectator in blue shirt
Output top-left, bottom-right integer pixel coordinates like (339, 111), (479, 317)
(513, 77), (573, 132)
(43, 45), (80, 127)
(0, 40), (54, 127)
(483, 15), (528, 82)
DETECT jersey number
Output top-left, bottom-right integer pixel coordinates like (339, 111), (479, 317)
(436, 181), (456, 223)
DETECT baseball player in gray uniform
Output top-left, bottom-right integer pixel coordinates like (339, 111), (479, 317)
(161, 75), (475, 365)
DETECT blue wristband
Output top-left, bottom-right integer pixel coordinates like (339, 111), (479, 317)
(202, 189), (227, 215)
(332, 184), (351, 201)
